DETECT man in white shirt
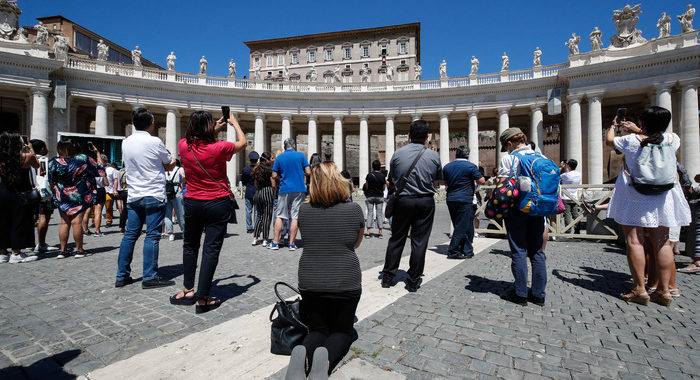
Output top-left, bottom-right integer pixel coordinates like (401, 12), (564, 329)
(560, 159), (582, 231)
(116, 108), (176, 289)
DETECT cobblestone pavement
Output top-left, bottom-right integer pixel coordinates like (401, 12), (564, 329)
(0, 202), (453, 379)
(346, 239), (700, 379)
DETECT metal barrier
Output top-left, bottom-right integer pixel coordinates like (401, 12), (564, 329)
(475, 184), (619, 241)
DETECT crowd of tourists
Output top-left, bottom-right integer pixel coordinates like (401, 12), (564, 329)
(1, 104), (698, 379)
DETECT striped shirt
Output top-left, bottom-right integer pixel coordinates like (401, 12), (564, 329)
(298, 201), (365, 292)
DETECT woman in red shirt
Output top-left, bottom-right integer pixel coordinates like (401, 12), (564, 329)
(170, 110), (246, 313)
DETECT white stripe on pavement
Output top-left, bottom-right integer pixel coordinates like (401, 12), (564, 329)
(87, 238), (501, 380)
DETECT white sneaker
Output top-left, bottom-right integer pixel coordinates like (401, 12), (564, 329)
(9, 253), (35, 264)
(261, 240), (268, 247)
(0, 253), (8, 263)
(169, 234), (175, 241)
(252, 238), (258, 246)
(23, 253), (38, 262)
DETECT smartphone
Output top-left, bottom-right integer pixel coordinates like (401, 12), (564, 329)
(40, 161), (47, 177)
(616, 108), (627, 123)
(222, 106), (230, 122)
(87, 141), (96, 151)
(21, 135), (29, 145)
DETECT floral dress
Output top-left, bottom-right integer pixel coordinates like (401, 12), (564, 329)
(48, 154), (105, 215)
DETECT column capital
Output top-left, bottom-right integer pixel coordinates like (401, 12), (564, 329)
(281, 114), (291, 121)
(359, 115), (368, 122)
(652, 83), (674, 92)
(254, 112), (265, 120)
(130, 103), (143, 111)
(30, 87), (50, 96)
(411, 113), (422, 121)
(679, 79), (700, 90)
(467, 110), (479, 117)
(384, 114), (395, 121)
(307, 114), (317, 122)
(567, 93), (584, 103)
(439, 112), (450, 118)
(529, 104), (543, 113)
(586, 93), (603, 104)
(333, 114), (344, 122)
(166, 106), (179, 113)
(95, 99), (110, 107)
(497, 107), (510, 115)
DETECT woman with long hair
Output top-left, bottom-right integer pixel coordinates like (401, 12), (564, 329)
(252, 151), (275, 246)
(285, 161), (364, 378)
(0, 132), (39, 263)
(48, 139), (105, 258)
(606, 106), (691, 306)
(170, 109), (246, 313)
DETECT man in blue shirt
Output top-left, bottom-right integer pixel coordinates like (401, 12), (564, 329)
(443, 146), (485, 259)
(270, 138), (310, 251)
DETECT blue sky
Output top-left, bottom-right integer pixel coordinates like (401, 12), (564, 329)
(19, 0), (692, 78)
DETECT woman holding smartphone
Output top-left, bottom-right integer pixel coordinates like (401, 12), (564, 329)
(170, 109), (246, 313)
(0, 132), (40, 264)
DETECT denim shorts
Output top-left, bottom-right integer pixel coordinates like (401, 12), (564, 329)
(276, 192), (305, 220)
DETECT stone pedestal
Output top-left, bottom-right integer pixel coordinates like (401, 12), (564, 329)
(533, 67), (542, 79)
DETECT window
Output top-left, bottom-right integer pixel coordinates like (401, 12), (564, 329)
(379, 44), (388, 56)
(362, 46), (369, 57)
(254, 57), (260, 67)
(325, 49), (334, 61)
(307, 50), (316, 63)
(399, 42), (408, 54)
(343, 47), (351, 60)
(266, 55), (274, 67)
(277, 54), (284, 65)
(290, 52), (299, 64)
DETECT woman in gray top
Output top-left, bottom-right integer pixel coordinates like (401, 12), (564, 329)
(293, 161), (364, 377)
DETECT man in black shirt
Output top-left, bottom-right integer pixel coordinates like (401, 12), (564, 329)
(381, 120), (442, 292)
(241, 151), (259, 233)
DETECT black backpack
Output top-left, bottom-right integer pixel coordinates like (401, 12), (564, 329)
(165, 168), (180, 200)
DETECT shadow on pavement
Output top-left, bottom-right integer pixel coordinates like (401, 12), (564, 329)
(552, 266), (628, 297)
(158, 263), (183, 281)
(488, 248), (511, 257)
(212, 274), (261, 302)
(464, 275), (511, 295)
(0, 349), (81, 380)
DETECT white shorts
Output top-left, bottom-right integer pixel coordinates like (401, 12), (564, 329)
(276, 192), (305, 220)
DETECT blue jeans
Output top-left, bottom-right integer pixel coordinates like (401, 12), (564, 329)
(245, 197), (255, 231)
(447, 201), (475, 257)
(117, 196), (166, 281)
(504, 210), (547, 298)
(164, 192), (185, 234)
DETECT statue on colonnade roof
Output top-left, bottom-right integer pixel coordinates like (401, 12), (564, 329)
(610, 4), (647, 48)
(566, 33), (580, 55)
(0, 0), (21, 40)
(590, 27), (602, 50)
(34, 21), (49, 45)
(657, 12), (672, 38)
(470, 56), (479, 75)
(167, 51), (176, 70)
(677, 4), (695, 32)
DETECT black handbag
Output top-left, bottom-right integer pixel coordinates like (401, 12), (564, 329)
(0, 174), (42, 205)
(269, 282), (308, 355)
(188, 145), (238, 224)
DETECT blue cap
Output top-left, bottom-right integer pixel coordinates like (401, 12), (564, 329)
(249, 151), (260, 160)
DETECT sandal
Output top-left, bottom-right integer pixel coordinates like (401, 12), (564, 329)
(621, 289), (649, 306)
(669, 288), (681, 298)
(195, 296), (221, 314)
(170, 288), (196, 305)
(650, 292), (673, 307)
(677, 264), (700, 274)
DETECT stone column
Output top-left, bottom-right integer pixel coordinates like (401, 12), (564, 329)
(69, 103), (77, 132)
(530, 105), (543, 152)
(359, 116), (369, 187)
(166, 107), (179, 157)
(412, 113), (421, 121)
(254, 113), (266, 153)
(497, 108), (510, 162)
(107, 109), (115, 136)
(30, 88), (50, 143)
(333, 115), (344, 169)
(129, 104), (141, 135)
(227, 113), (239, 187)
(566, 95), (583, 169)
(439, 112), (450, 166)
(655, 85), (673, 132)
(281, 114), (291, 142)
(681, 82), (700, 179)
(307, 115), (318, 158)
(587, 95), (603, 184)
(468, 111), (479, 165)
(385, 115), (395, 165)
(94, 100), (109, 136)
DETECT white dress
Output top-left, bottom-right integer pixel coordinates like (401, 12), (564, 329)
(607, 133), (691, 228)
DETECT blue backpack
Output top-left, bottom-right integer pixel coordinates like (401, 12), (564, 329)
(511, 151), (560, 217)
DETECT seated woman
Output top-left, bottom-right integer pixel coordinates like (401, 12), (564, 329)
(286, 162), (364, 379)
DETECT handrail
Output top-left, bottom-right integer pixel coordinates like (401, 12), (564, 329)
(61, 55), (569, 93)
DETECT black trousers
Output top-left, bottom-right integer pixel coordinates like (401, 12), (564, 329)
(118, 190), (128, 230)
(253, 187), (274, 241)
(382, 196), (436, 283)
(183, 197), (230, 297)
(299, 290), (360, 375)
